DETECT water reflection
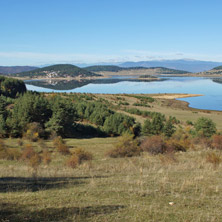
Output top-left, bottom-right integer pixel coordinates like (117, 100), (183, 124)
(25, 77), (161, 90)
(25, 76), (222, 111)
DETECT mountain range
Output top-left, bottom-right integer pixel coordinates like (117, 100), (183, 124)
(0, 66), (37, 74)
(119, 59), (222, 73)
(1, 59), (222, 75)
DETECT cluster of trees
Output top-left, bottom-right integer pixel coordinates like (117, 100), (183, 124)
(74, 102), (138, 136)
(0, 92), (139, 138)
(142, 112), (176, 137)
(0, 76), (26, 98)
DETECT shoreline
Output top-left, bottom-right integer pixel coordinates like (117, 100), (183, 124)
(8, 73), (222, 81)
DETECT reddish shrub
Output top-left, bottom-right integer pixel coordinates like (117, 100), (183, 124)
(141, 135), (165, 155)
(53, 136), (70, 155)
(42, 150), (51, 165)
(72, 148), (93, 164)
(206, 152), (221, 167)
(66, 154), (79, 168)
(212, 135), (222, 150)
(21, 144), (35, 160)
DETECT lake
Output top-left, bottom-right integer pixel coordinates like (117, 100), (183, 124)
(25, 76), (222, 111)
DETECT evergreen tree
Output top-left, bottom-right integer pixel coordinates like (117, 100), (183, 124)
(194, 117), (216, 137)
(163, 119), (176, 137)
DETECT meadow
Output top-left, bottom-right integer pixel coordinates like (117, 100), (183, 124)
(1, 93), (222, 221)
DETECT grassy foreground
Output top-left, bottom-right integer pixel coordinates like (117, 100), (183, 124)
(1, 137), (222, 221)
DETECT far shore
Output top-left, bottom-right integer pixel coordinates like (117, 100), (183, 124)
(8, 71), (222, 81)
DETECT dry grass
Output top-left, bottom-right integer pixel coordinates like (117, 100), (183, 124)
(1, 137), (222, 221)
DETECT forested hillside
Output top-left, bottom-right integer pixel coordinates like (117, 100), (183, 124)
(0, 76), (26, 98)
(84, 65), (190, 74)
(13, 64), (101, 78)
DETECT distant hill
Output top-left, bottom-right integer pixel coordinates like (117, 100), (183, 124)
(13, 64), (101, 78)
(212, 66), (222, 71)
(84, 65), (189, 75)
(119, 59), (222, 73)
(85, 65), (123, 72)
(198, 65), (222, 76)
(0, 66), (38, 74)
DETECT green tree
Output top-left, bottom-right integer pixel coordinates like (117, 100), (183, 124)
(103, 113), (135, 136)
(163, 119), (176, 137)
(8, 92), (51, 137)
(194, 117), (216, 137)
(142, 113), (165, 135)
(45, 96), (77, 137)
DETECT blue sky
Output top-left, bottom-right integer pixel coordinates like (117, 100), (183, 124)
(1, 0), (222, 66)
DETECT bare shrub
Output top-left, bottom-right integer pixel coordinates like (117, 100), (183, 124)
(66, 154), (79, 168)
(72, 148), (93, 164)
(106, 135), (141, 158)
(53, 136), (70, 155)
(212, 135), (222, 150)
(21, 144), (35, 160)
(42, 150), (51, 165)
(21, 144), (42, 177)
(141, 135), (165, 155)
(53, 136), (64, 147)
(206, 152), (222, 168)
(196, 137), (212, 149)
(29, 153), (42, 169)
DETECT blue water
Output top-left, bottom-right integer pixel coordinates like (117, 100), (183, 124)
(26, 77), (222, 111)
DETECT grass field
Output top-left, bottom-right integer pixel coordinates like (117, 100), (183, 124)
(1, 137), (222, 221)
(1, 94), (222, 221)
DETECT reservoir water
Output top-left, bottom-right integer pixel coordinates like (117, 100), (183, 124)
(25, 76), (222, 111)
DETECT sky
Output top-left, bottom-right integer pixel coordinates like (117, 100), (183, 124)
(1, 0), (222, 66)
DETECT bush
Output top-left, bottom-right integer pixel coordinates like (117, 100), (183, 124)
(206, 152), (222, 167)
(29, 153), (42, 169)
(141, 135), (166, 155)
(23, 122), (44, 142)
(212, 135), (222, 150)
(72, 148), (93, 164)
(21, 144), (36, 160)
(53, 136), (70, 155)
(42, 150), (51, 165)
(21, 144), (42, 176)
(66, 154), (79, 168)
(165, 139), (187, 152)
(106, 135), (141, 158)
(67, 148), (93, 168)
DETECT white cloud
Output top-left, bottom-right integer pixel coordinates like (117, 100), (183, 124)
(1, 51), (222, 66)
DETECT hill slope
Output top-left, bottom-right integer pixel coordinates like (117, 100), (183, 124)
(119, 59), (222, 73)
(197, 65), (222, 76)
(0, 66), (38, 74)
(84, 65), (189, 75)
(13, 64), (101, 78)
